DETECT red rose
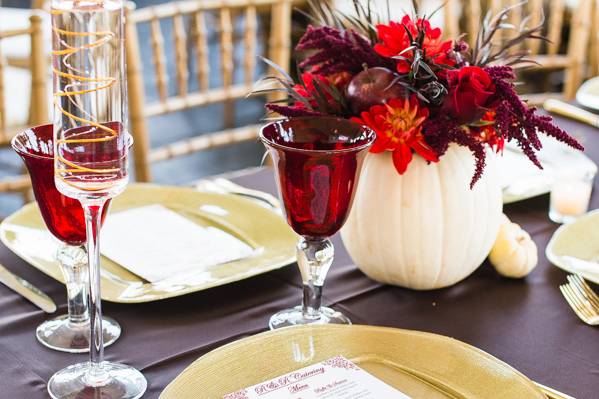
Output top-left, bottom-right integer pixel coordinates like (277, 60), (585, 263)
(443, 66), (495, 124)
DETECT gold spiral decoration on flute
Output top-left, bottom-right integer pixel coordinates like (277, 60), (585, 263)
(52, 5), (120, 192)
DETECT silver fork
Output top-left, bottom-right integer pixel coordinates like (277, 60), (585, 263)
(568, 274), (599, 308)
(195, 178), (282, 214)
(559, 275), (599, 326)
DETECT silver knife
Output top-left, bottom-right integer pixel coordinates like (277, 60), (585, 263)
(544, 99), (599, 128)
(0, 262), (57, 313)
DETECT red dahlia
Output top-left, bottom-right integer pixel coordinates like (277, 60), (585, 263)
(352, 96), (438, 174)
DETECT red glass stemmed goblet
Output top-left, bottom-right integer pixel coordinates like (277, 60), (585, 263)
(260, 117), (375, 329)
(12, 124), (119, 353)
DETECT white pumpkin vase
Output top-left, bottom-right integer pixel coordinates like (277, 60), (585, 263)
(341, 144), (503, 290)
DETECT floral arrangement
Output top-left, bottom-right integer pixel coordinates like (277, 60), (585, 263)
(257, 1), (583, 186)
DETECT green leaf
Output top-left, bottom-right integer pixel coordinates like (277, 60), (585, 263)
(470, 120), (495, 127)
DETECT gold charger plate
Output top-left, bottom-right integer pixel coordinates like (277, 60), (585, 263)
(546, 209), (599, 284)
(161, 325), (544, 399)
(0, 183), (297, 303)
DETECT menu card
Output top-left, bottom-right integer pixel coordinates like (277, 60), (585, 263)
(101, 204), (254, 282)
(223, 356), (411, 399)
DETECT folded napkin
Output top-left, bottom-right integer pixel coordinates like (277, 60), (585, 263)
(498, 137), (597, 201)
(498, 148), (552, 190)
(101, 204), (254, 282)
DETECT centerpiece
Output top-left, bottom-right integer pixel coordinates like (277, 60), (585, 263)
(257, 1), (583, 289)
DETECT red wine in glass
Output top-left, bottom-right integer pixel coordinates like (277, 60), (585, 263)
(262, 117), (374, 238)
(260, 117), (375, 330)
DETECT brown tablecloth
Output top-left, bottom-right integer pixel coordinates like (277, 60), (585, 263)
(1, 115), (599, 398)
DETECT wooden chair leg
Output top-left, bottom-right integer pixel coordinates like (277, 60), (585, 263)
(267, 0), (292, 105)
(220, 8), (235, 129)
(443, 0), (460, 41)
(564, 0), (593, 99)
(29, 14), (48, 127)
(223, 101), (235, 130)
(591, 0), (599, 76)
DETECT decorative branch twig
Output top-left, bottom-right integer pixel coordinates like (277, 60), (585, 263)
(471, 1), (547, 68)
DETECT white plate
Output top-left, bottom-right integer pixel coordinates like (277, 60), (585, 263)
(499, 137), (597, 204)
(576, 76), (599, 111)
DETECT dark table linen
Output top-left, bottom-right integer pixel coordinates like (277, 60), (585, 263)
(1, 115), (599, 398)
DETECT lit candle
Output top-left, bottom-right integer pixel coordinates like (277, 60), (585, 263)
(550, 178), (593, 223)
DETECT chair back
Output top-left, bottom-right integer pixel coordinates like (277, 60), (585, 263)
(444, 0), (593, 101)
(0, 13), (47, 197)
(590, 0), (599, 77)
(126, 0), (293, 182)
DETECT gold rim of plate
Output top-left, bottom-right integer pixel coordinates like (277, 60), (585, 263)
(0, 183), (298, 303)
(546, 208), (599, 284)
(160, 324), (545, 399)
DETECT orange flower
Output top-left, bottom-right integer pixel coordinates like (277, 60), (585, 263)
(351, 96), (438, 174)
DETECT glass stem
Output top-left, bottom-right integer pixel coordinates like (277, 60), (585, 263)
(82, 200), (107, 384)
(297, 237), (334, 320)
(57, 244), (89, 325)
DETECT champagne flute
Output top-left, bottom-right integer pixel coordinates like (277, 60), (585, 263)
(259, 117), (375, 329)
(48, 1), (146, 397)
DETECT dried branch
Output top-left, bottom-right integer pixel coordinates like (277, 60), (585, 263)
(471, 1), (547, 68)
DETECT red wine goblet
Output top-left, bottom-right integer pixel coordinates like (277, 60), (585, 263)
(260, 117), (375, 329)
(12, 124), (119, 353)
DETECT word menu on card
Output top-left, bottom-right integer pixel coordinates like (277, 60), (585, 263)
(223, 356), (411, 399)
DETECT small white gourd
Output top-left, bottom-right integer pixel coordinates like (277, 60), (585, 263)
(489, 215), (538, 278)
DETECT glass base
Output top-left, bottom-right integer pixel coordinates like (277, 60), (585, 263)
(36, 314), (121, 353)
(48, 361), (147, 399)
(549, 209), (579, 224)
(269, 305), (351, 330)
